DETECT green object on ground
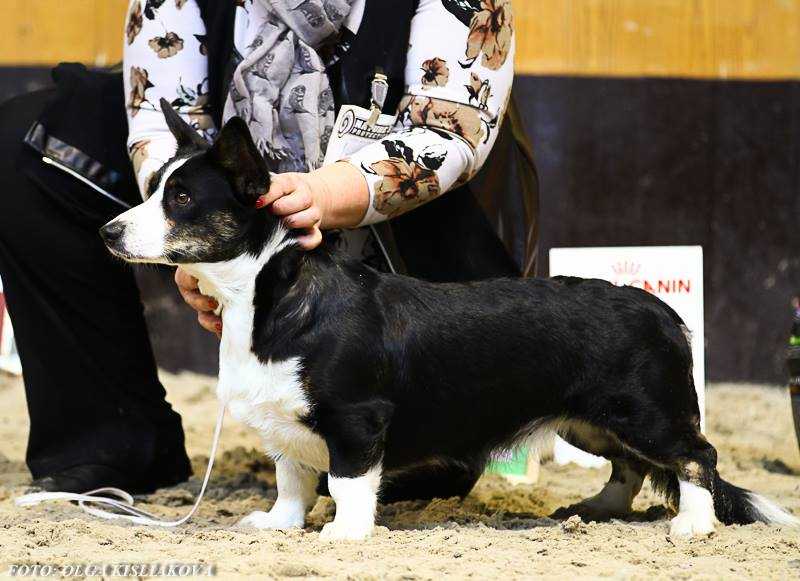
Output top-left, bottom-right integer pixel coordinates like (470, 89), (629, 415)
(790, 336), (800, 346)
(487, 447), (529, 476)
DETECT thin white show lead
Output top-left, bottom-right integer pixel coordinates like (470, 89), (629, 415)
(369, 225), (397, 275)
(15, 403), (226, 527)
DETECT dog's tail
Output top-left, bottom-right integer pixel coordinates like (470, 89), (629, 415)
(711, 472), (799, 527)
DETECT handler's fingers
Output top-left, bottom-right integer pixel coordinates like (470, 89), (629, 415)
(283, 206), (321, 230)
(271, 188), (313, 216)
(296, 225), (323, 250)
(175, 267), (199, 291)
(179, 286), (218, 313)
(198, 311), (222, 335)
(256, 173), (300, 208)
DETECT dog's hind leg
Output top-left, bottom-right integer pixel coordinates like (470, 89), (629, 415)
(666, 432), (799, 537)
(669, 451), (718, 538)
(618, 423), (720, 538)
(552, 458), (648, 521)
(595, 412), (721, 537)
(549, 420), (649, 521)
(600, 415), (722, 537)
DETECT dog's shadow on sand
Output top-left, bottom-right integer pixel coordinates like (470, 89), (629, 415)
(132, 450), (673, 533)
(549, 503), (670, 524)
(308, 493), (670, 533)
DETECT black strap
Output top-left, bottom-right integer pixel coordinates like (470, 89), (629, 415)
(507, 93), (540, 277)
(195, 0), (237, 129)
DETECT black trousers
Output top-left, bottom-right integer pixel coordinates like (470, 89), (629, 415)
(0, 90), (191, 483)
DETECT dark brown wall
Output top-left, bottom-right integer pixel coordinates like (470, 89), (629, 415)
(516, 76), (799, 383)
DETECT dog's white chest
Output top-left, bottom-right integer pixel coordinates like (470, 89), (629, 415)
(218, 351), (329, 471)
(188, 263), (329, 472)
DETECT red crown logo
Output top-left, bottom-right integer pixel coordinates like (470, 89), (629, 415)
(612, 261), (641, 276)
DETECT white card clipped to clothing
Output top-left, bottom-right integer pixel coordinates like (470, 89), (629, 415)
(322, 103), (400, 271)
(323, 104), (396, 166)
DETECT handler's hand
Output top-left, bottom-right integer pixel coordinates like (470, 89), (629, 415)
(175, 267), (221, 339)
(255, 162), (370, 250)
(258, 172), (326, 250)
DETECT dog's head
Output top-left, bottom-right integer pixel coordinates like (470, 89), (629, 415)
(101, 99), (279, 265)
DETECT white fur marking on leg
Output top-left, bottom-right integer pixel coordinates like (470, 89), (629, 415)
(239, 458), (318, 530)
(320, 465), (381, 541)
(670, 480), (717, 538)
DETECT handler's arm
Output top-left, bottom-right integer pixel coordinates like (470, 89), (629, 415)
(124, 0), (220, 332)
(262, 0), (516, 240)
(123, 0), (213, 196)
(343, 0), (516, 225)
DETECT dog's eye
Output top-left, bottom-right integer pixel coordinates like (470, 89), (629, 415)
(174, 191), (191, 205)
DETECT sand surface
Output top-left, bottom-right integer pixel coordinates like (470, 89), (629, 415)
(1, 371), (799, 579)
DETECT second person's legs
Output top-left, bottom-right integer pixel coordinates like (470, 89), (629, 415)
(0, 90), (191, 492)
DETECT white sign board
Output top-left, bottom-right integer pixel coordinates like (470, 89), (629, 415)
(0, 276), (22, 376)
(548, 246), (705, 466)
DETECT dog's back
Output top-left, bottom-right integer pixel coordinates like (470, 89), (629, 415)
(346, 271), (697, 471)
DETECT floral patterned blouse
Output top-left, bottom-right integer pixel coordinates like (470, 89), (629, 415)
(123, 0), (515, 228)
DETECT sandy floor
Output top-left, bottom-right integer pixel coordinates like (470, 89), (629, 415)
(0, 372), (799, 580)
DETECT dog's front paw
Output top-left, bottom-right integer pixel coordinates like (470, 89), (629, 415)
(238, 509), (304, 530)
(319, 519), (374, 541)
(669, 512), (716, 538)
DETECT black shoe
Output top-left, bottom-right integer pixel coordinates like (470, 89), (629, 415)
(30, 462), (187, 495)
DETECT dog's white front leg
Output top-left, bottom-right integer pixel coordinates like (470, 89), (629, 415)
(239, 458), (318, 530)
(320, 465), (381, 541)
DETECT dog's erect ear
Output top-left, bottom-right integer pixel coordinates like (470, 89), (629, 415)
(210, 116), (270, 205)
(160, 98), (210, 152)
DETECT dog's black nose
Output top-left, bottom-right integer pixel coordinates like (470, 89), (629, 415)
(99, 221), (125, 243)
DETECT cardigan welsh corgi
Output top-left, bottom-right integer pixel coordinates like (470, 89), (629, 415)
(99, 100), (798, 540)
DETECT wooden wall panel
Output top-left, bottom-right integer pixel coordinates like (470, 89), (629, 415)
(514, 0), (800, 79)
(94, 0), (130, 66)
(0, 0), (128, 67)
(0, 0), (799, 80)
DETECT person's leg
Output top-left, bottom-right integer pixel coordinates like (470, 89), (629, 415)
(0, 90), (191, 492)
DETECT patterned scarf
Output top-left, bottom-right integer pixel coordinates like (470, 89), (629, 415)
(223, 0), (354, 173)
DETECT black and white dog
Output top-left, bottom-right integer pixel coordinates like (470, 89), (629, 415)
(100, 102), (798, 540)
